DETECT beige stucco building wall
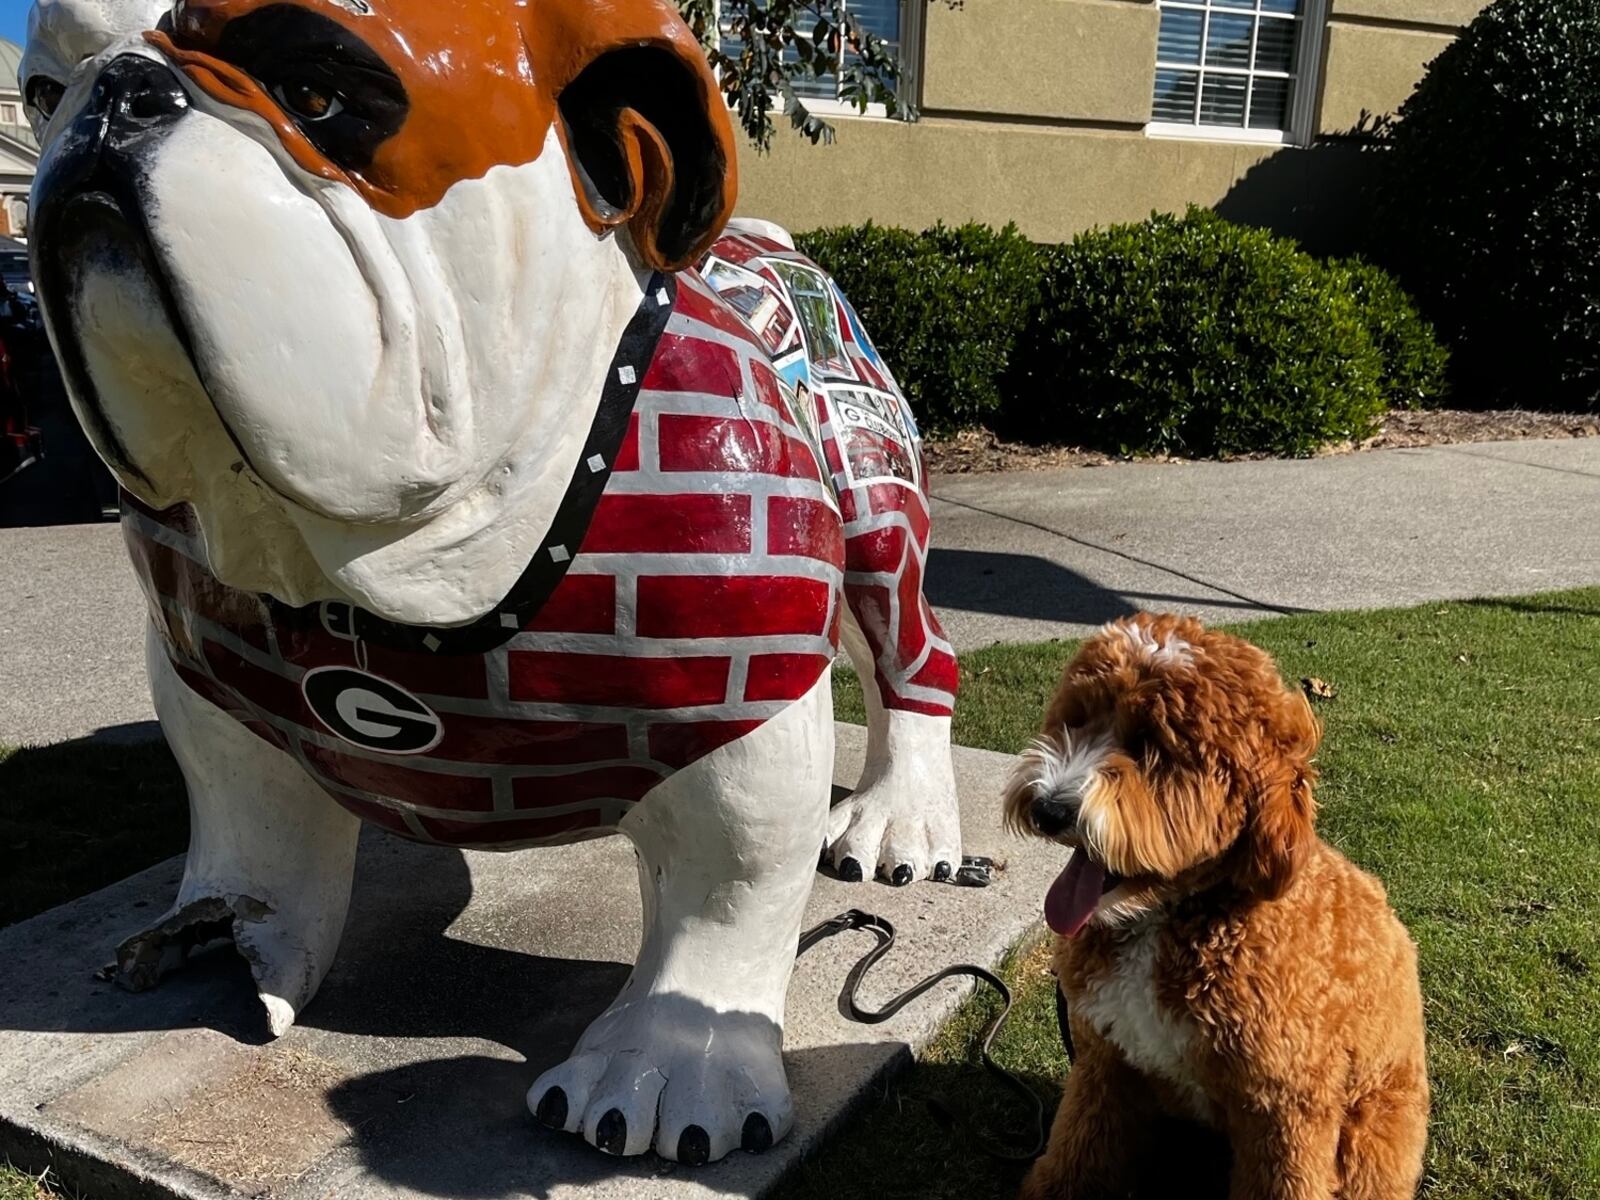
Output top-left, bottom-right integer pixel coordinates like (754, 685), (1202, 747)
(734, 0), (1485, 248)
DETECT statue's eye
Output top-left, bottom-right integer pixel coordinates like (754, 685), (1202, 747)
(26, 76), (66, 119)
(272, 80), (344, 122)
(210, 3), (408, 171)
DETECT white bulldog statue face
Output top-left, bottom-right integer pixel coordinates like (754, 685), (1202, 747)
(24, 0), (736, 624)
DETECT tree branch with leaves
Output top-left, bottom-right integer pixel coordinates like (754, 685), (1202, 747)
(678, 0), (951, 149)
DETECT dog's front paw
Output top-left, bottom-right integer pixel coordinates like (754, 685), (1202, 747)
(526, 997), (792, 1163)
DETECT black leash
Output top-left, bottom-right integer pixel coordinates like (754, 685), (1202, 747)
(796, 882), (1050, 1162)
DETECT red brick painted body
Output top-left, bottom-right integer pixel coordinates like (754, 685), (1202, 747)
(127, 234), (957, 850)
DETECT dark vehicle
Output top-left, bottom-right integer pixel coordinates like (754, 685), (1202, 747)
(0, 239), (115, 520)
(0, 235), (28, 288)
(0, 237), (42, 483)
(0, 322), (40, 485)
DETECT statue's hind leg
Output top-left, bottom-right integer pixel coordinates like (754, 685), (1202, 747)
(117, 623), (361, 1036)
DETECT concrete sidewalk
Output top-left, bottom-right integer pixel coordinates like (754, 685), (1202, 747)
(4, 437), (1599, 746)
(927, 437), (1600, 649)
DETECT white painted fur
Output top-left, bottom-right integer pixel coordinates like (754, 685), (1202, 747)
(723, 216), (796, 249)
(527, 672), (833, 1160)
(825, 606), (961, 881)
(136, 626), (362, 1037)
(1073, 920), (1214, 1124)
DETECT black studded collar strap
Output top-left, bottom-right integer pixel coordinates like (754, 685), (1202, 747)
(274, 271), (677, 656)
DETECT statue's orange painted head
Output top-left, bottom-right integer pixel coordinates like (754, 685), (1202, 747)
(147, 0), (738, 270)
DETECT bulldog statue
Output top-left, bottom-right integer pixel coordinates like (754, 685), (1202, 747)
(22, 0), (961, 1166)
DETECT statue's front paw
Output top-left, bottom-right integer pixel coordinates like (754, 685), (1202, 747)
(526, 997), (791, 1163)
(825, 778), (962, 886)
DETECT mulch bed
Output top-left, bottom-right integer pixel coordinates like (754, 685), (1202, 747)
(922, 410), (1600, 475)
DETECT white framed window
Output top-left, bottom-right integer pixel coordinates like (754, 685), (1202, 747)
(718, 0), (921, 120)
(1147, 0), (1328, 146)
(0, 103), (18, 125)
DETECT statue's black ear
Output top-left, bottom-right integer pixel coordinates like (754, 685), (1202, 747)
(558, 42), (738, 271)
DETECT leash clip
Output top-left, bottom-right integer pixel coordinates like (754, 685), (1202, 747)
(953, 855), (996, 887)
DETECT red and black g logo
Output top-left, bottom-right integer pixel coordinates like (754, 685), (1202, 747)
(301, 667), (443, 755)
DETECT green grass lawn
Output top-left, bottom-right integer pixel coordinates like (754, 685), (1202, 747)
(5, 590), (1600, 1199)
(0, 1167), (48, 1200)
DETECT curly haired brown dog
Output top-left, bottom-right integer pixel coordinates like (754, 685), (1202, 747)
(1005, 614), (1427, 1200)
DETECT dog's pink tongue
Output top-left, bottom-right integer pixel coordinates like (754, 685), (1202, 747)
(1045, 851), (1107, 937)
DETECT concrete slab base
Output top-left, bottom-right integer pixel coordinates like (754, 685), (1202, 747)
(0, 724), (1059, 1200)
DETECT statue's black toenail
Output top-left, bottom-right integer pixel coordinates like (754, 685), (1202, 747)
(933, 861), (953, 882)
(595, 1108), (627, 1155)
(535, 1087), (568, 1129)
(891, 864), (913, 886)
(742, 1112), (774, 1153)
(678, 1124), (711, 1165)
(839, 856), (864, 882)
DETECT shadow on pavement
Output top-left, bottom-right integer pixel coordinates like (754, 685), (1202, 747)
(926, 548), (1139, 628)
(0, 732), (187, 928)
(926, 548), (1284, 628)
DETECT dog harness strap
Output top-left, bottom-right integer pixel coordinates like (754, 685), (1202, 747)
(1055, 978), (1076, 1062)
(265, 271), (678, 657)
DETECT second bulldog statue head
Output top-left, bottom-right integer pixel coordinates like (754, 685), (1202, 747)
(24, 0), (964, 1167)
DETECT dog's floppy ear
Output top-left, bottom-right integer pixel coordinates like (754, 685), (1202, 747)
(552, 34), (737, 272)
(1243, 692), (1321, 899)
(512, 0), (736, 269)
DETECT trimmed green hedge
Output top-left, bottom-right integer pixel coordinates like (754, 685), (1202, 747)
(1337, 257), (1451, 412)
(794, 222), (1039, 435)
(798, 209), (1447, 457)
(1012, 210), (1386, 457)
(1370, 0), (1600, 411)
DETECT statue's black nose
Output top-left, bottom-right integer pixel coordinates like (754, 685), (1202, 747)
(1030, 793), (1080, 838)
(89, 54), (189, 130)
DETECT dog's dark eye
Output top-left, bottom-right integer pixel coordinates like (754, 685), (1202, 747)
(212, 4), (408, 170)
(26, 76), (65, 120)
(272, 80), (344, 122)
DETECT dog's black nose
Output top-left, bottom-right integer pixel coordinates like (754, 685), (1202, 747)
(1030, 794), (1080, 838)
(89, 55), (189, 130)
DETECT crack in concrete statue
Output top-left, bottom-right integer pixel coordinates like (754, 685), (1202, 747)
(22, 0), (963, 1166)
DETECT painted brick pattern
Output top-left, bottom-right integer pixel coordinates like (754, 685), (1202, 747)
(125, 235), (955, 851)
(707, 231), (960, 717)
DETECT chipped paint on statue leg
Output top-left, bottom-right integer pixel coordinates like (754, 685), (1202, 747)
(118, 624), (361, 1037)
(826, 607), (961, 885)
(526, 672), (833, 1163)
